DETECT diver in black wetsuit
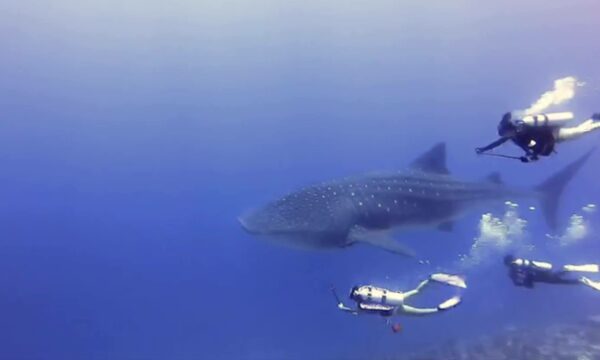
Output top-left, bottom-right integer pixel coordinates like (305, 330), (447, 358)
(503, 255), (600, 291)
(476, 112), (557, 162)
(476, 112), (600, 163)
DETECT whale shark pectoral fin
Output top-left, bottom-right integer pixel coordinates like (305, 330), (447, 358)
(348, 227), (416, 258)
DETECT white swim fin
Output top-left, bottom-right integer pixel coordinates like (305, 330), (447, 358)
(581, 277), (600, 291)
(430, 273), (467, 289)
(438, 296), (461, 311)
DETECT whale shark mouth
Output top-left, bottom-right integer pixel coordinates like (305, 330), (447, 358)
(238, 213), (292, 236)
(238, 216), (263, 235)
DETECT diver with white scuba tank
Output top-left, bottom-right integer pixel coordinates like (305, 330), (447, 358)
(331, 273), (465, 332)
(476, 112), (600, 162)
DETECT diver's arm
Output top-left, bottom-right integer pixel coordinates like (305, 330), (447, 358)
(336, 302), (358, 314)
(525, 277), (535, 288)
(331, 286), (358, 315)
(476, 137), (510, 154)
(511, 275), (534, 288)
(509, 269), (524, 286)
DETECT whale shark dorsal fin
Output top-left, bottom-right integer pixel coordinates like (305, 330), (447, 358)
(484, 172), (503, 184)
(409, 142), (449, 174)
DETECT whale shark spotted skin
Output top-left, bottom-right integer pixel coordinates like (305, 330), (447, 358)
(239, 143), (593, 257)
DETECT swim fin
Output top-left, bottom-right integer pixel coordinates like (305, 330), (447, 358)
(580, 277), (600, 292)
(438, 296), (461, 311)
(430, 273), (467, 289)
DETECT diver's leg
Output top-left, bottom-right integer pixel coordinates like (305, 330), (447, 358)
(401, 296), (461, 316)
(539, 271), (580, 285)
(401, 296), (462, 316)
(556, 119), (600, 142)
(546, 277), (580, 285)
(400, 305), (439, 316)
(402, 279), (430, 300)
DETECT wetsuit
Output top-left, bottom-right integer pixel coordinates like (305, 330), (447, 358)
(505, 257), (600, 291)
(476, 112), (557, 161)
(508, 260), (578, 288)
(512, 127), (556, 159)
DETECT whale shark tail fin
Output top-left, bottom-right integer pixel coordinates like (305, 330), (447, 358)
(536, 148), (595, 230)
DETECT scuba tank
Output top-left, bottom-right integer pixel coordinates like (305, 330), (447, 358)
(351, 285), (405, 306)
(512, 258), (553, 270)
(514, 111), (574, 128)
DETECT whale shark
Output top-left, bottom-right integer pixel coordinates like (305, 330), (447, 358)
(239, 143), (593, 257)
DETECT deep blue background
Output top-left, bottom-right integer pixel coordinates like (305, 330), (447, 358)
(1, 0), (599, 358)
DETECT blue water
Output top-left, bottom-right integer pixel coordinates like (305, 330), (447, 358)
(2, 1), (599, 359)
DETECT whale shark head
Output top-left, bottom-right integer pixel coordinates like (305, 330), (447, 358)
(238, 185), (356, 249)
(238, 208), (341, 250)
(239, 187), (341, 235)
(238, 206), (289, 236)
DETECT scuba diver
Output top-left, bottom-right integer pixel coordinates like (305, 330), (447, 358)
(476, 112), (600, 162)
(504, 254), (600, 291)
(331, 273), (466, 332)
